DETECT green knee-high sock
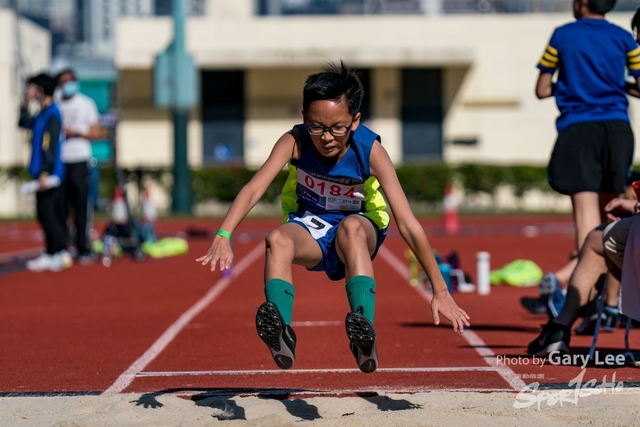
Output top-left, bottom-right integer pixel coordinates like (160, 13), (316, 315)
(264, 279), (295, 325)
(346, 276), (376, 323)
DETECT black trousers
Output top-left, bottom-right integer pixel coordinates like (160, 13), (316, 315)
(64, 161), (91, 255)
(36, 186), (67, 255)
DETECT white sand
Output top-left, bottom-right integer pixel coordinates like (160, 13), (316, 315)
(2, 388), (640, 427)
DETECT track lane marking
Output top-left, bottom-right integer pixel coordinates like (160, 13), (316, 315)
(136, 366), (499, 376)
(377, 245), (527, 391)
(103, 242), (265, 395)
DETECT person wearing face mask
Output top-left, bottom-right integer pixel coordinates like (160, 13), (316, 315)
(18, 73), (71, 272)
(54, 68), (101, 264)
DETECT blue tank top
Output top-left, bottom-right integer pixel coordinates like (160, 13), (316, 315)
(281, 124), (389, 229)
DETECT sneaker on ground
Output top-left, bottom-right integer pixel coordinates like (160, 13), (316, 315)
(527, 320), (571, 357)
(345, 309), (378, 374)
(574, 300), (604, 336)
(50, 250), (73, 271)
(255, 302), (296, 369)
(520, 295), (548, 314)
(601, 307), (620, 332)
(539, 272), (559, 296)
(546, 287), (566, 318)
(26, 253), (53, 272)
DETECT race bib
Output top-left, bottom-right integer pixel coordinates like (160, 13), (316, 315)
(297, 170), (365, 212)
(292, 212), (333, 240)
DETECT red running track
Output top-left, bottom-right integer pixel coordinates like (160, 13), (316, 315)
(1, 216), (639, 396)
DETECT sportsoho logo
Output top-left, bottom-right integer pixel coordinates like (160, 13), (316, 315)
(500, 351), (626, 410)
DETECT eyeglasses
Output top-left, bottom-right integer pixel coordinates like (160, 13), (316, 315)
(305, 120), (353, 137)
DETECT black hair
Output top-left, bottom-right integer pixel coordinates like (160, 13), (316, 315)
(55, 68), (77, 83)
(302, 61), (364, 117)
(27, 73), (56, 97)
(588, 0), (616, 15)
(632, 7), (640, 33)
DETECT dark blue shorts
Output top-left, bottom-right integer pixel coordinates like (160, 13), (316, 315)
(287, 211), (387, 281)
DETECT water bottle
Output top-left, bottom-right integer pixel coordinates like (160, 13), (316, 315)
(477, 252), (491, 295)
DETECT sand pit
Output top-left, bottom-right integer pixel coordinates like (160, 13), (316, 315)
(2, 388), (640, 427)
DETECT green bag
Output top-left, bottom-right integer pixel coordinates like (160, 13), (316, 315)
(490, 259), (543, 287)
(142, 237), (189, 259)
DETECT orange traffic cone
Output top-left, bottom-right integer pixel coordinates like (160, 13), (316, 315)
(443, 185), (459, 235)
(112, 186), (128, 224)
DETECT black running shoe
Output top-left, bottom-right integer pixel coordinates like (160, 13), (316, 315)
(520, 296), (548, 314)
(255, 302), (296, 369)
(527, 320), (570, 357)
(345, 309), (378, 373)
(574, 300), (604, 336)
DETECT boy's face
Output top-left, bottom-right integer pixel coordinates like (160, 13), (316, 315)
(303, 98), (361, 159)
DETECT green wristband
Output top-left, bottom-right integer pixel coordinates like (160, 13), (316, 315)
(216, 229), (232, 240)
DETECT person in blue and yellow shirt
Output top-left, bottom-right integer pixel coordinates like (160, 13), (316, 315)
(529, 0), (640, 356)
(198, 63), (470, 373)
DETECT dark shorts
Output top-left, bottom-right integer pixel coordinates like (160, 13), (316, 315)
(548, 121), (634, 195)
(287, 211), (387, 281)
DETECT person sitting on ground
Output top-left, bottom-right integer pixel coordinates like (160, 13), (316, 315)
(521, 172), (640, 323)
(527, 195), (639, 357)
(197, 63), (470, 373)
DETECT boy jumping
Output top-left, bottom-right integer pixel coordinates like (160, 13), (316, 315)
(198, 63), (469, 373)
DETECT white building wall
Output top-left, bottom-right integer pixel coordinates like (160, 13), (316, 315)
(114, 12), (640, 169)
(0, 10), (50, 216)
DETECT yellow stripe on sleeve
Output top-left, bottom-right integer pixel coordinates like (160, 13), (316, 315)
(543, 52), (558, 63)
(546, 45), (558, 56)
(628, 47), (640, 57)
(629, 62), (640, 70)
(629, 55), (640, 64)
(42, 132), (50, 150)
(539, 59), (557, 69)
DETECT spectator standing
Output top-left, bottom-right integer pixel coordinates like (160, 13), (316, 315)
(19, 74), (71, 272)
(55, 69), (101, 263)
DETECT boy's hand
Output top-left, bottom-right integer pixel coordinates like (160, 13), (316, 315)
(604, 198), (638, 221)
(25, 83), (39, 102)
(196, 236), (233, 272)
(430, 290), (470, 334)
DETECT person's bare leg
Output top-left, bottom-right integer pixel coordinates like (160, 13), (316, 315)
(264, 222), (323, 283)
(335, 215), (378, 281)
(554, 228), (608, 328)
(605, 274), (620, 307)
(547, 192), (601, 291)
(571, 191), (602, 250)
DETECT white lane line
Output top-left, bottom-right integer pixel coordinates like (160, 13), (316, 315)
(377, 246), (526, 392)
(102, 242), (265, 395)
(291, 320), (342, 327)
(136, 366), (499, 377)
(0, 246), (42, 262)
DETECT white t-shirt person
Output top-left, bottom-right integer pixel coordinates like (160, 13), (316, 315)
(57, 92), (100, 163)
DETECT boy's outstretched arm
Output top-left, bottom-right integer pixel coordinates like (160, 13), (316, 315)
(369, 142), (470, 334)
(196, 132), (296, 272)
